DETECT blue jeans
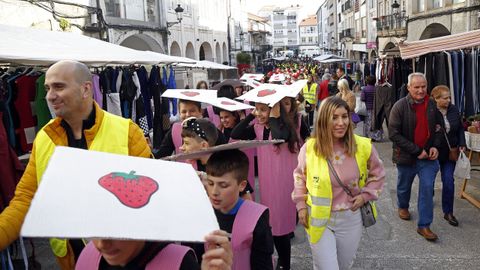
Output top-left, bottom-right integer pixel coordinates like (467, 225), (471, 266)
(397, 159), (439, 228)
(439, 160), (456, 214)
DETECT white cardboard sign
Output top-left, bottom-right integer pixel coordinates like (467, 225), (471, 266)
(164, 140), (285, 161)
(21, 147), (218, 242)
(240, 73), (264, 81)
(211, 97), (255, 112)
(243, 78), (262, 88)
(162, 89), (217, 104)
(286, 79), (308, 97)
(236, 83), (290, 107)
(268, 73), (286, 82)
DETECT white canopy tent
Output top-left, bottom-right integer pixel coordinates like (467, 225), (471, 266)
(0, 24), (196, 66)
(313, 54), (348, 62)
(319, 58), (350, 63)
(176, 60), (237, 70)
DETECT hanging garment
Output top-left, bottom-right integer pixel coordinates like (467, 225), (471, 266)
(100, 67), (114, 111)
(105, 93), (122, 116)
(464, 52), (475, 117)
(424, 54), (435, 94)
(0, 111), (24, 211)
(5, 73), (22, 148)
(474, 49), (479, 114)
(34, 74), (52, 130)
(459, 50), (465, 113)
(434, 52), (449, 90)
(450, 51), (460, 108)
(373, 84), (395, 131)
(14, 74), (39, 153)
(137, 66), (153, 130)
(92, 74), (103, 108)
(131, 71), (149, 136)
(444, 52), (455, 105)
(167, 66), (178, 117)
(477, 50), (480, 112)
(150, 66), (169, 148)
(120, 68), (137, 118)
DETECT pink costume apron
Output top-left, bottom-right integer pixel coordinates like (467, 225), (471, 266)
(171, 122), (183, 154)
(75, 242), (192, 269)
(231, 200), (269, 270)
(253, 123), (298, 236)
(207, 105), (221, 127)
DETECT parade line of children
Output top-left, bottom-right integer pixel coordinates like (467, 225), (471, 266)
(146, 77), (312, 270)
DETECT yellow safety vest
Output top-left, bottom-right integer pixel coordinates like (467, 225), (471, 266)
(302, 83), (318, 105)
(35, 111), (130, 257)
(305, 134), (377, 243)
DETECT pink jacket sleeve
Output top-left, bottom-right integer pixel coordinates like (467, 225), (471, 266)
(292, 144), (308, 211)
(360, 145), (385, 202)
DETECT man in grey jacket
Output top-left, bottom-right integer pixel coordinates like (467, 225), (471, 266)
(388, 73), (442, 241)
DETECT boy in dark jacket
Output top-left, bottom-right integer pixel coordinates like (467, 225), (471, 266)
(205, 149), (274, 270)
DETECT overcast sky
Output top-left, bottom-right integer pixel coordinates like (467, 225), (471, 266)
(245, 0), (323, 19)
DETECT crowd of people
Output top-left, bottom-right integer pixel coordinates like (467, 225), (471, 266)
(0, 59), (465, 270)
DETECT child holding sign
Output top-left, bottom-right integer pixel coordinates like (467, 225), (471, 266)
(205, 149), (274, 270)
(231, 102), (299, 270)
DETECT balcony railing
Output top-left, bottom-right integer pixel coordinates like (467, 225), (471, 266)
(341, 0), (352, 13)
(376, 14), (407, 37)
(339, 28), (354, 40)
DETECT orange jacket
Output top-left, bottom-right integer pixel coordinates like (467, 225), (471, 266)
(0, 102), (152, 250)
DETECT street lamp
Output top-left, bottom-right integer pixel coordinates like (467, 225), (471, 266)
(391, 0), (400, 11)
(239, 31), (244, 51)
(167, 4), (184, 27)
(391, 0), (408, 29)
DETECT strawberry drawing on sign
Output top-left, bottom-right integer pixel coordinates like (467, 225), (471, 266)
(257, 89), (276, 97)
(181, 91), (200, 97)
(98, 171), (158, 209)
(221, 101), (236, 106)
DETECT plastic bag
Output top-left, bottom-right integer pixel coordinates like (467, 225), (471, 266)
(454, 151), (470, 179)
(355, 95), (367, 116)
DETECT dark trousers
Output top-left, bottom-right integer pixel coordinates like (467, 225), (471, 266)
(273, 234), (291, 269)
(439, 160), (456, 214)
(373, 85), (395, 130)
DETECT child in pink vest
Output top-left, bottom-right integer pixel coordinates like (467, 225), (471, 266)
(180, 117), (220, 172)
(180, 117), (253, 196)
(218, 109), (256, 193)
(75, 230), (233, 270)
(205, 149), (274, 270)
(231, 102), (300, 270)
(154, 100), (226, 158)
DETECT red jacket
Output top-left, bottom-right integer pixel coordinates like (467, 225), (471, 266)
(318, 80), (329, 101)
(0, 112), (24, 211)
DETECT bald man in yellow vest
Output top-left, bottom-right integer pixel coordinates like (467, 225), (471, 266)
(0, 60), (152, 269)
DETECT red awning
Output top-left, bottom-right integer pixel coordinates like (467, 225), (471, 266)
(399, 29), (480, 59)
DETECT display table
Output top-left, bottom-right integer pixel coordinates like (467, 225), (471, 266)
(462, 132), (480, 209)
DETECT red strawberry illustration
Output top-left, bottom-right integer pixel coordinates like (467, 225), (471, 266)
(257, 89), (276, 97)
(221, 101), (236, 105)
(249, 75), (256, 78)
(181, 91), (200, 97)
(98, 171), (158, 209)
(253, 82), (260, 87)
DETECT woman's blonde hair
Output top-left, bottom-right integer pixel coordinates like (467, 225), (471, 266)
(312, 96), (356, 158)
(337, 79), (350, 92)
(431, 85), (450, 100)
